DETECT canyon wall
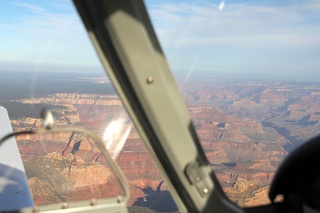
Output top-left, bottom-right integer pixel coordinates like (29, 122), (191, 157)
(6, 79), (320, 210)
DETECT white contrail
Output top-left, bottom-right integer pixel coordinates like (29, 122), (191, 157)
(219, 0), (225, 11)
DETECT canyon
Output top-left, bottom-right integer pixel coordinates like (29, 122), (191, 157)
(2, 74), (320, 211)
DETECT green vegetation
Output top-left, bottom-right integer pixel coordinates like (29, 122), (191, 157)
(0, 70), (115, 120)
(0, 101), (68, 120)
(0, 71), (115, 101)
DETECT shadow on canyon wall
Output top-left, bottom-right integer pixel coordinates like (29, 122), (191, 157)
(133, 181), (178, 212)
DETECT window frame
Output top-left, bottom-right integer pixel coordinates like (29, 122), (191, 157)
(73, 0), (242, 212)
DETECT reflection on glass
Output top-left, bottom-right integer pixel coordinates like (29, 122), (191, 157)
(103, 115), (132, 160)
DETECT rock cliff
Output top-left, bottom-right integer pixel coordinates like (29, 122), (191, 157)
(6, 79), (320, 209)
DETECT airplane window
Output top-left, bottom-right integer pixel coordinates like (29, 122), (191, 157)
(0, 1), (177, 212)
(145, 0), (320, 207)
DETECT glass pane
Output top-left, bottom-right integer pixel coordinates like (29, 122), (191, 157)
(0, 1), (177, 212)
(145, 0), (320, 207)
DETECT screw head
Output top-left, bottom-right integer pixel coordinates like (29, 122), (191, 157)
(203, 188), (209, 194)
(33, 207), (39, 213)
(90, 199), (97, 206)
(62, 202), (69, 209)
(146, 77), (154, 84)
(117, 196), (123, 203)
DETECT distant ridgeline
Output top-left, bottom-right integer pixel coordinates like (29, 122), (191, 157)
(1, 70), (320, 209)
(0, 71), (115, 119)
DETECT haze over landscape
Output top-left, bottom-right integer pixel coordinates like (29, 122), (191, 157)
(1, 0), (320, 212)
(0, 70), (320, 211)
(1, 0), (320, 80)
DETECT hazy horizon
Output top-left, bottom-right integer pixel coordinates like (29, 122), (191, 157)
(1, 0), (320, 81)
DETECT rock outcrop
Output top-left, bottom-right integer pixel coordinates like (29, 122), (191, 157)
(7, 78), (320, 209)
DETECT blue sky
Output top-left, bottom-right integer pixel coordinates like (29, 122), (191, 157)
(146, 0), (320, 81)
(1, 0), (320, 81)
(0, 0), (101, 73)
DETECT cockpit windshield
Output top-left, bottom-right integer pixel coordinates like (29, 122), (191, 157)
(145, 0), (320, 207)
(1, 0), (320, 212)
(0, 1), (177, 212)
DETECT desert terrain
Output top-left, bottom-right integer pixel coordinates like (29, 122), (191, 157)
(1, 71), (320, 211)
